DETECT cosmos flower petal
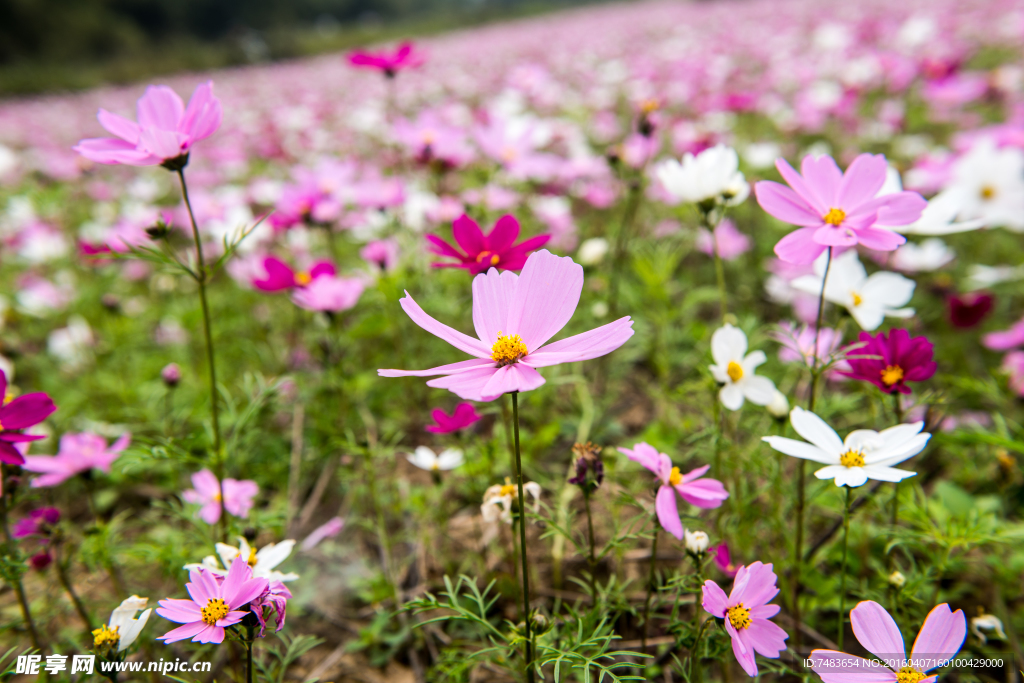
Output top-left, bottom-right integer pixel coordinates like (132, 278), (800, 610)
(655, 484), (683, 539)
(472, 268), (519, 345)
(398, 292), (492, 358)
(911, 604), (967, 666)
(852, 600), (906, 661)
(505, 250), (583, 351)
(379, 358), (496, 378)
(788, 407), (844, 453)
(809, 651), (899, 683)
(523, 317), (634, 367)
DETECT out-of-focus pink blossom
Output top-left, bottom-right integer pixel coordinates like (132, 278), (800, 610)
(182, 469), (259, 525)
(300, 517), (345, 551)
(711, 544), (738, 577)
(361, 239), (399, 272)
(348, 41), (424, 77)
(425, 403), (481, 434)
(22, 433), (130, 487)
(291, 275), (365, 312)
(696, 219), (751, 261)
(12, 507), (60, 538)
(253, 256), (335, 292)
(427, 214), (550, 275)
(1002, 351), (1024, 396)
(983, 317), (1024, 351)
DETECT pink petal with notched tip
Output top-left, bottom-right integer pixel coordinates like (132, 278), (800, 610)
(747, 617), (789, 657)
(701, 579), (730, 617)
(732, 562), (779, 607)
(809, 650), (899, 683)
(677, 478), (729, 508)
(680, 464), (711, 483)
(618, 442), (662, 475)
(136, 85), (185, 130)
(485, 214), (520, 252)
(854, 227), (906, 251)
(478, 363), (545, 400)
(522, 316), (634, 367)
(504, 250), (583, 351)
(874, 193), (928, 227)
(158, 621), (208, 643)
(801, 154), (844, 208)
(190, 468), (221, 498)
(399, 293), (492, 359)
(452, 214), (487, 255)
(813, 225), (860, 247)
(192, 624), (226, 644)
(472, 268), (519, 345)
(837, 154), (888, 208)
(727, 618), (760, 676)
(181, 81), (222, 142)
(774, 159), (828, 215)
(156, 598), (202, 623)
(911, 604), (966, 668)
(852, 600), (905, 660)
(774, 226), (827, 264)
(97, 109), (141, 144)
(655, 484), (683, 539)
(380, 358), (495, 378)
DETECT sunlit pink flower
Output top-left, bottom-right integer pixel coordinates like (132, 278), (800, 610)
(379, 250), (633, 402)
(810, 601), (965, 683)
(983, 316), (1024, 351)
(156, 556), (268, 644)
(427, 214), (550, 275)
(22, 432), (130, 487)
(619, 442), (728, 539)
(12, 507), (60, 539)
(696, 219), (751, 261)
(0, 370), (57, 466)
(291, 275), (364, 312)
(348, 41), (424, 77)
(755, 154), (926, 264)
(841, 329), (936, 395)
(393, 112), (474, 167)
(74, 82), (222, 167)
(711, 544), (738, 578)
(182, 469), (258, 525)
(702, 562), (788, 677)
(29, 552), (52, 571)
(425, 403), (481, 434)
(252, 256), (335, 292)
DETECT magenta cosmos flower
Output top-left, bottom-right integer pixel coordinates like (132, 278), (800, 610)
(810, 601), (966, 683)
(427, 214), (551, 275)
(22, 432), (130, 487)
(379, 250), (634, 401)
(755, 154), (926, 264)
(182, 469), (259, 525)
(348, 41), (424, 77)
(12, 507), (60, 539)
(711, 543), (738, 578)
(253, 256), (335, 292)
(425, 403), (482, 434)
(74, 82), (222, 168)
(156, 556), (268, 644)
(619, 442), (728, 539)
(291, 275), (365, 313)
(702, 562), (789, 677)
(841, 329), (936, 395)
(0, 370), (57, 465)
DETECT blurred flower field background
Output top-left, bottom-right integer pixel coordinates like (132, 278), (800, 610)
(1, 0), (1024, 681)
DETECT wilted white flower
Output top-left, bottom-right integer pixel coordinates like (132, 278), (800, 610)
(92, 595), (152, 653)
(971, 613), (1007, 643)
(684, 529), (709, 554)
(481, 479), (541, 525)
(407, 446), (464, 472)
(766, 390), (790, 419)
(655, 144), (749, 206)
(709, 324), (776, 411)
(888, 570), (906, 588)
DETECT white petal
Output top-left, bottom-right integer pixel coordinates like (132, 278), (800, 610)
(742, 350), (767, 372)
(437, 448), (465, 470)
(762, 436), (837, 464)
(861, 466), (917, 483)
(813, 465), (849, 482)
(720, 383), (745, 411)
(742, 374), (776, 405)
(711, 324), (747, 367)
(255, 540), (295, 572)
(789, 406), (844, 454)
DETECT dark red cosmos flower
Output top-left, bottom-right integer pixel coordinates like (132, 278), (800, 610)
(427, 214), (551, 275)
(425, 403), (481, 434)
(348, 41), (424, 77)
(840, 329), (937, 395)
(947, 292), (993, 329)
(29, 552), (53, 571)
(0, 371), (57, 465)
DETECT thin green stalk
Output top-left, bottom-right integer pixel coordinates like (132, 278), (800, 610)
(55, 540), (93, 632)
(704, 210), (728, 321)
(891, 393), (903, 528)
(247, 640), (253, 683)
(794, 246), (832, 655)
(510, 392), (534, 683)
(838, 486), (853, 650)
(176, 168), (225, 541)
(583, 488), (598, 599)
(608, 177), (644, 319)
(0, 471), (42, 650)
(641, 512), (659, 651)
(690, 613), (708, 683)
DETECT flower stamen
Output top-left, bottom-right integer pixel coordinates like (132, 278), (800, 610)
(979, 185), (996, 201)
(201, 598), (230, 626)
(295, 271), (312, 286)
(851, 291), (863, 307)
(881, 364), (904, 386)
(491, 332), (528, 366)
(247, 547), (258, 567)
(897, 667), (926, 683)
(476, 251), (500, 266)
(727, 603), (752, 630)
(668, 467), (682, 486)
(823, 208), (846, 226)
(726, 361), (744, 382)
(840, 449), (865, 468)
(92, 624), (120, 648)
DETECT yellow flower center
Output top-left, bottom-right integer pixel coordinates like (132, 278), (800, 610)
(640, 98), (660, 114)
(979, 185), (996, 201)
(881, 364), (904, 386)
(421, 130), (437, 145)
(295, 271), (312, 286)
(501, 146), (519, 162)
(897, 667), (926, 683)
(476, 251), (501, 266)
(823, 207), (846, 226)
(247, 547), (258, 567)
(851, 291), (863, 307)
(201, 598), (230, 626)
(840, 449), (865, 468)
(668, 467), (682, 486)
(491, 332), (527, 366)
(92, 624), (120, 648)
(726, 361), (744, 383)
(727, 603), (752, 630)
(3, 391), (13, 406)
(499, 483), (517, 497)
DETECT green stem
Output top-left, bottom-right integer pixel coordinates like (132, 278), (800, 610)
(891, 393), (903, 529)
(641, 512), (659, 651)
(246, 631), (254, 683)
(608, 177), (644, 319)
(690, 613), (708, 683)
(55, 538), (94, 632)
(838, 486), (853, 650)
(704, 210), (728, 322)
(0, 470), (42, 650)
(176, 169), (225, 542)
(583, 488), (598, 600)
(511, 392), (534, 683)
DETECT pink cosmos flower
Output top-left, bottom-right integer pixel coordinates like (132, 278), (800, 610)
(250, 580), (291, 636)
(361, 239), (399, 272)
(299, 516), (345, 551)
(841, 329), (936, 395)
(0, 370), (57, 466)
(1002, 351), (1024, 396)
(773, 322), (844, 368)
(379, 249), (634, 402)
(702, 562), (789, 677)
(618, 442), (728, 540)
(696, 219), (751, 261)
(810, 601), (966, 683)
(755, 154), (926, 264)
(427, 214), (551, 275)
(156, 556), (268, 644)
(711, 544), (738, 578)
(22, 432), (131, 488)
(291, 275), (365, 312)
(252, 256), (335, 292)
(425, 403), (482, 434)
(182, 469), (259, 525)
(983, 316), (1024, 351)
(74, 82), (222, 167)
(12, 507), (60, 539)
(348, 41), (424, 76)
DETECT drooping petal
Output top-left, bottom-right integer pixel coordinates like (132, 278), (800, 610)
(746, 617), (789, 658)
(478, 363), (546, 401)
(398, 292), (492, 358)
(97, 109), (141, 144)
(379, 357), (496, 379)
(741, 375), (777, 405)
(911, 604), (966, 667)
(522, 317), (634, 367)
(719, 384), (745, 410)
(426, 366), (500, 401)
(655, 484), (683, 539)
(851, 600), (906, 661)
(859, 466), (916, 483)
(728, 621), (759, 676)
(504, 250), (583, 351)
(472, 268), (519, 345)
(854, 227), (906, 252)
(73, 137), (159, 166)
(158, 620), (208, 643)
(774, 227), (827, 264)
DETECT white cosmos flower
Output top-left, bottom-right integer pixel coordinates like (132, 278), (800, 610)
(654, 144), (749, 206)
(970, 614), (1007, 644)
(93, 595), (152, 652)
(944, 137), (1024, 231)
(965, 264), (1024, 290)
(481, 479), (541, 524)
(762, 407), (930, 488)
(184, 537), (298, 582)
(792, 250), (914, 331)
(708, 324), (776, 411)
(877, 168), (985, 235)
(407, 446), (464, 471)
(890, 238), (954, 273)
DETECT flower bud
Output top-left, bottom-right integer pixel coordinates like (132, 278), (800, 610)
(29, 551), (53, 571)
(577, 238), (609, 266)
(888, 570), (905, 588)
(568, 442), (604, 491)
(161, 363), (181, 387)
(145, 218), (172, 240)
(767, 390), (790, 419)
(685, 529), (709, 555)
